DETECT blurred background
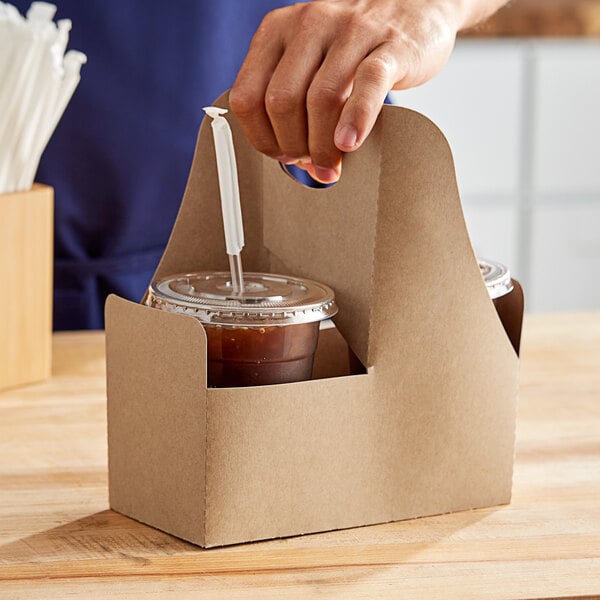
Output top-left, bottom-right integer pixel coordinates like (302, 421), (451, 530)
(391, 0), (600, 313)
(6, 0), (600, 330)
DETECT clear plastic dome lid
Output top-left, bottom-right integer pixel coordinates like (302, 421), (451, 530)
(478, 258), (514, 300)
(146, 271), (338, 326)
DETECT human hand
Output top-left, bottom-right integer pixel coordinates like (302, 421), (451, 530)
(229, 0), (462, 184)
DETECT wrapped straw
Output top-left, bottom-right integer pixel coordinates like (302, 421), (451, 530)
(0, 2), (86, 194)
(203, 106), (246, 295)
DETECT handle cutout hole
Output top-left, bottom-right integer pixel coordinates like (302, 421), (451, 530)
(280, 163), (338, 189)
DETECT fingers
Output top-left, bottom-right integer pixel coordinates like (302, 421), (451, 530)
(265, 30), (380, 183)
(334, 46), (402, 154)
(229, 12), (285, 159)
(231, 6), (410, 185)
(264, 36), (324, 163)
(267, 3), (341, 179)
(305, 38), (369, 181)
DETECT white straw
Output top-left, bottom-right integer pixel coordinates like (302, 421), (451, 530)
(202, 106), (246, 295)
(6, 14), (61, 190)
(0, 2), (85, 194)
(18, 50), (86, 190)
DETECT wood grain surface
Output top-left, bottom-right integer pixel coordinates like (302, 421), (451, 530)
(0, 184), (53, 391)
(0, 313), (599, 599)
(462, 0), (600, 37)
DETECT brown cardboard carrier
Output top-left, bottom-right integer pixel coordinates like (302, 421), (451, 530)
(105, 95), (524, 548)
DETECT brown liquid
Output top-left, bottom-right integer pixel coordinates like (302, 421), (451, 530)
(204, 321), (320, 387)
(492, 290), (521, 354)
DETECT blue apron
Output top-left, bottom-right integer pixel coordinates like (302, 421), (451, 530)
(12, 0), (294, 329)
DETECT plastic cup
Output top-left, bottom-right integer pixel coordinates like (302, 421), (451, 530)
(479, 258), (519, 350)
(478, 258), (514, 308)
(146, 272), (337, 387)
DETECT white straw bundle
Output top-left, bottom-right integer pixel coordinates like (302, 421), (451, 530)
(0, 2), (86, 194)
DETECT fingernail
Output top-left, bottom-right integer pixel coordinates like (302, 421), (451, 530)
(335, 124), (358, 149)
(313, 166), (339, 184)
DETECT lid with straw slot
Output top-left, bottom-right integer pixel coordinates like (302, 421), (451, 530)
(146, 271), (337, 326)
(478, 258), (514, 300)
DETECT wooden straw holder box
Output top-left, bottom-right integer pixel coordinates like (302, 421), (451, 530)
(106, 102), (524, 548)
(0, 184), (53, 391)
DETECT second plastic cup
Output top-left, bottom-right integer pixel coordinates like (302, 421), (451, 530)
(479, 257), (520, 353)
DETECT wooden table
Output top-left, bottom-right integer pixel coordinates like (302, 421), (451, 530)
(461, 0), (600, 38)
(1, 313), (599, 599)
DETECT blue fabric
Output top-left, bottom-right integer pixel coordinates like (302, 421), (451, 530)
(11, 0), (292, 329)
(11, 1), (389, 330)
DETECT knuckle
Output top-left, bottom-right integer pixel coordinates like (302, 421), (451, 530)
(279, 134), (308, 157)
(252, 136), (280, 158)
(298, 2), (328, 28)
(258, 9), (278, 30)
(307, 84), (345, 111)
(389, 35), (422, 77)
(252, 11), (278, 44)
(360, 55), (394, 85)
(229, 86), (262, 118)
(265, 88), (300, 117)
(345, 14), (371, 38)
(384, 24), (406, 44)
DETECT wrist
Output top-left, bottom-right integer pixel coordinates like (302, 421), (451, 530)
(425, 0), (466, 33)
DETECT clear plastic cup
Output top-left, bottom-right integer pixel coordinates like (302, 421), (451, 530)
(479, 258), (519, 350)
(478, 258), (514, 310)
(146, 272), (337, 387)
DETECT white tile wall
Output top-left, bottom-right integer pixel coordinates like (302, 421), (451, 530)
(533, 43), (600, 195)
(530, 202), (600, 312)
(389, 42), (524, 198)
(461, 201), (520, 278)
(389, 39), (600, 313)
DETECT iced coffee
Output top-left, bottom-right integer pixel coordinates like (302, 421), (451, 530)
(479, 258), (519, 351)
(146, 271), (337, 387)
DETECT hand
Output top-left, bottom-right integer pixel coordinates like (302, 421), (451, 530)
(229, 0), (462, 183)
